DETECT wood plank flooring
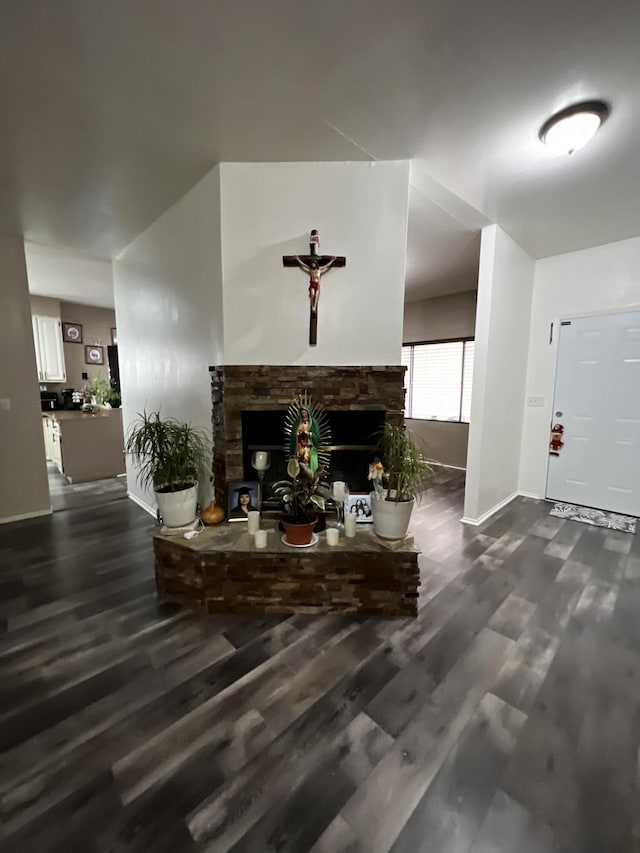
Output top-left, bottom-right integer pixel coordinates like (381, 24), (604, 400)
(1, 470), (639, 852)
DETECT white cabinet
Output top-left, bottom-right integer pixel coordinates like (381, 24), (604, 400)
(32, 315), (66, 382)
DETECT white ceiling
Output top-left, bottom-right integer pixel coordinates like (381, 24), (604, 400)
(2, 0), (640, 302)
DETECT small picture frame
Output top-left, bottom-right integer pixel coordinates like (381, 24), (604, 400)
(62, 322), (83, 343)
(346, 493), (374, 523)
(85, 345), (104, 365)
(228, 481), (259, 521)
(111, 328), (118, 345)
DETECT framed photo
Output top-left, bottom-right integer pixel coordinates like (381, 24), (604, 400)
(228, 481), (259, 521)
(111, 328), (118, 345)
(84, 345), (104, 365)
(347, 493), (373, 523)
(62, 322), (83, 343)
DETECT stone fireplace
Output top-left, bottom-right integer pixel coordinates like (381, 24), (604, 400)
(209, 365), (405, 506)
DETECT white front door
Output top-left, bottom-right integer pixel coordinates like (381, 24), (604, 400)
(546, 310), (640, 517)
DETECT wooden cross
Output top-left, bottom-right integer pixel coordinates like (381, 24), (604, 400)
(283, 229), (346, 346)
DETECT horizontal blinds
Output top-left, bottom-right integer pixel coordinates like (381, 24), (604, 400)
(402, 339), (474, 422)
(411, 342), (463, 421)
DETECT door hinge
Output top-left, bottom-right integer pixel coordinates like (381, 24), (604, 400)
(549, 322), (553, 344)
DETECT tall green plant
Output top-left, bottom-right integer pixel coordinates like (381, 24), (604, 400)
(125, 411), (210, 494)
(376, 422), (433, 502)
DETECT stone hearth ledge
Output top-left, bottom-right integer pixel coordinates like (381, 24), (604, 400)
(152, 521), (420, 616)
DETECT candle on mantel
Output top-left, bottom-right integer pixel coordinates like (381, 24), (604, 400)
(248, 511), (260, 534)
(332, 481), (347, 502)
(344, 513), (357, 538)
(252, 451), (270, 472)
(255, 530), (267, 548)
(326, 528), (339, 546)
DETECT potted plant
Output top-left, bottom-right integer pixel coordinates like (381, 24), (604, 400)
(370, 422), (433, 540)
(125, 411), (210, 527)
(104, 389), (121, 409)
(272, 458), (331, 545)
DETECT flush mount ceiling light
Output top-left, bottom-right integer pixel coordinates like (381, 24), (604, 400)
(539, 100), (610, 155)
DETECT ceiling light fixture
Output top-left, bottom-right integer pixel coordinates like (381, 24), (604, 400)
(539, 100), (610, 155)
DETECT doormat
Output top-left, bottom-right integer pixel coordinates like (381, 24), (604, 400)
(549, 502), (636, 534)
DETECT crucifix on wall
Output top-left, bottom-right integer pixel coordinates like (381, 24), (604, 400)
(283, 230), (346, 346)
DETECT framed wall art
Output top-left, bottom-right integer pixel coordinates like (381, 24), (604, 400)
(62, 322), (83, 343)
(85, 345), (104, 365)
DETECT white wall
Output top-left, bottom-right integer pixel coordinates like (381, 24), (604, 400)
(464, 225), (534, 523)
(403, 290), (477, 344)
(220, 161), (410, 365)
(519, 235), (640, 498)
(113, 166), (223, 512)
(0, 234), (50, 523)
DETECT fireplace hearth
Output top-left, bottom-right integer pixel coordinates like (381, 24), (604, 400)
(209, 365), (405, 507)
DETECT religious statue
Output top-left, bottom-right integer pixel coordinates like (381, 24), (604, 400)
(283, 230), (346, 346)
(283, 392), (332, 476)
(290, 406), (320, 471)
(293, 256), (338, 314)
(368, 456), (385, 497)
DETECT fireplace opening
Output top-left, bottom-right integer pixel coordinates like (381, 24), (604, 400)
(241, 409), (386, 500)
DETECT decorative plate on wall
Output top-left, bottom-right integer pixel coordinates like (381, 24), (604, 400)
(85, 345), (104, 365)
(62, 322), (83, 343)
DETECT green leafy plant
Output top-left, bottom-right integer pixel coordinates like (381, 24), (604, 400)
(104, 389), (121, 408)
(84, 375), (111, 405)
(272, 458), (331, 523)
(125, 411), (210, 494)
(376, 422), (433, 502)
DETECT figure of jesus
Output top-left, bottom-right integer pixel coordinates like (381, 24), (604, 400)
(294, 256), (338, 314)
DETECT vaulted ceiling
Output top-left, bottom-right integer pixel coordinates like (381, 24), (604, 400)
(3, 0), (639, 301)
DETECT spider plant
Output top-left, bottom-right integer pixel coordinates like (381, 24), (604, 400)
(125, 411), (209, 493)
(376, 421), (433, 502)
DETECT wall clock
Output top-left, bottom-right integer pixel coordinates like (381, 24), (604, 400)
(84, 345), (104, 365)
(62, 322), (83, 343)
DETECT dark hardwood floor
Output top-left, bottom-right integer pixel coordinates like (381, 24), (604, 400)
(1, 470), (639, 852)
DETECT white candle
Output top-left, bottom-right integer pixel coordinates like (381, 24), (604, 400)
(344, 514), (357, 538)
(254, 529), (267, 548)
(253, 451), (269, 472)
(247, 511), (260, 534)
(332, 481), (347, 502)
(326, 527), (339, 546)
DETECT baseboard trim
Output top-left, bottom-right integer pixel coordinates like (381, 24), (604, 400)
(127, 492), (156, 518)
(0, 507), (53, 525)
(518, 491), (544, 501)
(431, 462), (467, 471)
(461, 491), (519, 527)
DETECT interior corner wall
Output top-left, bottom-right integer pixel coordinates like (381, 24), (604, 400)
(464, 225), (534, 524)
(113, 166), (223, 513)
(519, 235), (640, 499)
(0, 234), (50, 522)
(219, 161), (410, 365)
(403, 290), (477, 468)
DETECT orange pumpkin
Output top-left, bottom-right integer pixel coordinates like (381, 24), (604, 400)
(201, 501), (225, 525)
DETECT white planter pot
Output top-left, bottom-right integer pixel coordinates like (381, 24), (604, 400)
(371, 493), (415, 540)
(155, 484), (198, 527)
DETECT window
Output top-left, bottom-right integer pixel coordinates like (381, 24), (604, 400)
(402, 339), (475, 422)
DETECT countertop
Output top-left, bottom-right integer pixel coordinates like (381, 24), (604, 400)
(42, 408), (122, 421)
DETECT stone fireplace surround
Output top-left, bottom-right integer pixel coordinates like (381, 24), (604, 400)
(209, 365), (406, 507)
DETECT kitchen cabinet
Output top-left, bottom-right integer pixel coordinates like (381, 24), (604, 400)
(42, 410), (125, 482)
(32, 315), (66, 382)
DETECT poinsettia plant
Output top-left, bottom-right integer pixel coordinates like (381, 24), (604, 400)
(272, 458), (331, 523)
